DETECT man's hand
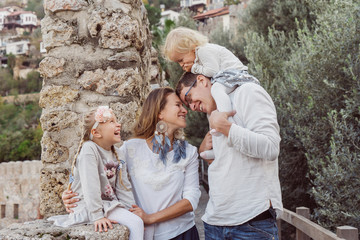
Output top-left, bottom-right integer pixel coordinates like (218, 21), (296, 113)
(62, 189), (79, 213)
(129, 205), (153, 225)
(209, 110), (236, 137)
(94, 217), (117, 232)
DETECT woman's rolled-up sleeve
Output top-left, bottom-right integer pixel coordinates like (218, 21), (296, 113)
(182, 146), (201, 211)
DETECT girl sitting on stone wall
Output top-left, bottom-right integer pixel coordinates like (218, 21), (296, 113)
(48, 106), (144, 240)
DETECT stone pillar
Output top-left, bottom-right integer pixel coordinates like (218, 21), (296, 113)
(39, 0), (153, 217)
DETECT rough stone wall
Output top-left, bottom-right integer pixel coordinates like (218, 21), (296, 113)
(0, 219), (129, 239)
(0, 160), (42, 229)
(39, 0), (154, 217)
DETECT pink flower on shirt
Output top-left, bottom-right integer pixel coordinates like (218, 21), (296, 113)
(103, 184), (116, 200)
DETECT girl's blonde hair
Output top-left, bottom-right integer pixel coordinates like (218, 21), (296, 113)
(133, 87), (175, 139)
(68, 109), (128, 191)
(163, 27), (208, 61)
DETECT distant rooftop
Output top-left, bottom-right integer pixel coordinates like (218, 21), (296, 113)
(193, 6), (229, 20)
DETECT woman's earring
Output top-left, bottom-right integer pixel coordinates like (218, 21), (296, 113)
(152, 121), (171, 164)
(173, 128), (187, 163)
(156, 120), (168, 134)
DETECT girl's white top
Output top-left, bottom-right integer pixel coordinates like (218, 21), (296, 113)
(119, 139), (201, 240)
(48, 141), (135, 227)
(191, 43), (248, 77)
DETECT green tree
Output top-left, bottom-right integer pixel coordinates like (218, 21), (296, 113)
(25, 0), (45, 19)
(159, 0), (180, 9)
(224, 0), (241, 6)
(244, 0), (360, 233)
(25, 71), (42, 93)
(0, 102), (42, 162)
(145, 4), (161, 29)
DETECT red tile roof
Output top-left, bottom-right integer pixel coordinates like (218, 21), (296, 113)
(193, 6), (229, 20)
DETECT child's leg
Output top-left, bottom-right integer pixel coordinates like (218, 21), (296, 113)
(211, 82), (235, 114)
(108, 207), (144, 240)
(144, 225), (155, 240)
(200, 149), (215, 160)
(210, 83), (235, 137)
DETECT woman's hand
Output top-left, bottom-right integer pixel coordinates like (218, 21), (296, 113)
(62, 189), (79, 213)
(199, 131), (214, 164)
(199, 131), (213, 153)
(129, 205), (153, 225)
(94, 217), (117, 232)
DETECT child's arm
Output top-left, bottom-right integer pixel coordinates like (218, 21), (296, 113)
(94, 217), (117, 232)
(77, 146), (105, 222)
(191, 47), (220, 77)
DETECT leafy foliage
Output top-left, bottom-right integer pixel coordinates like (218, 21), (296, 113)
(243, 0), (360, 233)
(0, 68), (42, 95)
(0, 101), (42, 162)
(210, 0), (360, 234)
(145, 4), (161, 29)
(224, 0), (242, 6)
(25, 0), (45, 19)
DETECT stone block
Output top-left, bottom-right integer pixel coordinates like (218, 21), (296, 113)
(39, 86), (79, 108)
(41, 16), (75, 50)
(39, 57), (66, 79)
(78, 67), (143, 97)
(41, 132), (69, 164)
(0, 219), (129, 239)
(40, 168), (69, 217)
(40, 111), (80, 132)
(44, 0), (88, 13)
(88, 9), (143, 50)
(107, 48), (141, 63)
(110, 101), (140, 133)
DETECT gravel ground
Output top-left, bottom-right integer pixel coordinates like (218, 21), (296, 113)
(195, 185), (209, 240)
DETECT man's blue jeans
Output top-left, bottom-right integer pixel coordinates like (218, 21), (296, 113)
(204, 211), (279, 240)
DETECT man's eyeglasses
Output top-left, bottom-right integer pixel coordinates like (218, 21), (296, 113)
(184, 79), (197, 107)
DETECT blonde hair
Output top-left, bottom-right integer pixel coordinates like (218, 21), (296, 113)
(68, 109), (128, 191)
(133, 87), (175, 139)
(163, 27), (208, 61)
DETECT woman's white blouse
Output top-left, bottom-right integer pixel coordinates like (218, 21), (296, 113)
(119, 139), (201, 240)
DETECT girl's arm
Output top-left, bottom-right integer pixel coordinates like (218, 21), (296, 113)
(191, 46), (221, 77)
(77, 145), (105, 221)
(130, 147), (201, 224)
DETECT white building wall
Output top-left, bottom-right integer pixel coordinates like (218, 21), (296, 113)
(6, 40), (29, 55)
(222, 14), (230, 30)
(20, 13), (37, 26)
(0, 11), (10, 30)
(160, 10), (179, 26)
(180, 0), (207, 7)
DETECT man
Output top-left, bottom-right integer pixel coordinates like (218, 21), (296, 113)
(176, 72), (283, 240)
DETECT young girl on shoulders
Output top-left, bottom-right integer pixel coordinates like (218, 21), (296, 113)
(164, 27), (260, 160)
(48, 106), (144, 240)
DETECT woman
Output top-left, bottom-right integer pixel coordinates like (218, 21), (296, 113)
(62, 87), (201, 239)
